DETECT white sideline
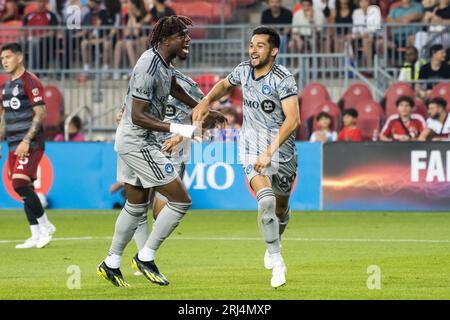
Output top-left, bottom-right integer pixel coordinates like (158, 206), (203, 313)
(1, 236), (450, 244)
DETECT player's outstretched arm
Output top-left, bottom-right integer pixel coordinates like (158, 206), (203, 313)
(192, 78), (234, 122)
(131, 98), (197, 138)
(254, 96), (300, 173)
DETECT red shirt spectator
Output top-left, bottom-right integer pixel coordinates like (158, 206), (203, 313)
(0, 0), (19, 22)
(381, 114), (425, 141)
(23, 1), (58, 38)
(338, 127), (363, 141)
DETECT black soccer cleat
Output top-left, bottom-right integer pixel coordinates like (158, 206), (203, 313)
(132, 254), (170, 286)
(97, 261), (130, 287)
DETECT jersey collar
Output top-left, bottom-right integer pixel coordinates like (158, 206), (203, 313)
(251, 62), (276, 81)
(152, 47), (170, 69)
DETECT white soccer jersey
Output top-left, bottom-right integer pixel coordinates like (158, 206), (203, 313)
(227, 61), (298, 162)
(115, 48), (174, 154)
(426, 114), (450, 140)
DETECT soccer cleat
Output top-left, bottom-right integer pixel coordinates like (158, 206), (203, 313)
(15, 238), (38, 249)
(36, 223), (56, 248)
(132, 254), (170, 286)
(97, 262), (130, 287)
(264, 250), (273, 270)
(271, 260), (287, 289)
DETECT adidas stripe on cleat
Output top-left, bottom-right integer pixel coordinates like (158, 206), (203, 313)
(97, 262), (130, 287)
(132, 254), (170, 286)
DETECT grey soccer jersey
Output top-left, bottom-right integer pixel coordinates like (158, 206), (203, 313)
(115, 48), (174, 154)
(156, 70), (204, 145)
(227, 61), (298, 163)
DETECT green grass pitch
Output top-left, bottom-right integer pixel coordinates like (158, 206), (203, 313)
(1, 210), (450, 300)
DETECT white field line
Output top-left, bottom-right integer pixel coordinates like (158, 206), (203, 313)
(1, 236), (450, 244)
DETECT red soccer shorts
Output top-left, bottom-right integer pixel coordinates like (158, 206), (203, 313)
(8, 148), (44, 181)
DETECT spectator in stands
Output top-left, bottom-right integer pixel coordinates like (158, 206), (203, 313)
(380, 96), (425, 141)
(113, 0), (147, 80)
(338, 108), (363, 141)
(313, 0), (334, 18)
(351, 0), (382, 69)
(213, 108), (241, 142)
(23, 0), (59, 75)
(261, 0), (292, 59)
(329, 0), (356, 54)
(53, 116), (86, 142)
(384, 0), (424, 50)
(414, 0), (450, 54)
(398, 46), (426, 81)
(289, 0), (325, 53)
(80, 0), (120, 78)
(310, 112), (338, 142)
(418, 97), (450, 140)
(417, 44), (450, 98)
(0, 0), (18, 22)
(422, 0), (439, 12)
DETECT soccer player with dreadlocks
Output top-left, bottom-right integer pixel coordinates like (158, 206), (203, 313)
(97, 16), (210, 287)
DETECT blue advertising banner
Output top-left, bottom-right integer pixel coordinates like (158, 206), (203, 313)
(0, 142), (322, 211)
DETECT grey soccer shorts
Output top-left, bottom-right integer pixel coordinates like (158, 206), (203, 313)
(240, 154), (298, 197)
(117, 146), (179, 188)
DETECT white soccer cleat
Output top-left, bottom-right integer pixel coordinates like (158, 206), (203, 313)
(271, 260), (287, 289)
(264, 250), (273, 270)
(15, 238), (38, 249)
(36, 223), (56, 248)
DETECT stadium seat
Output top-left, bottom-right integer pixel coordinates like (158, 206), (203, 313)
(310, 101), (342, 133)
(193, 73), (220, 94)
(338, 83), (373, 110)
(430, 82), (450, 106)
(298, 83), (330, 139)
(384, 82), (415, 118)
(211, 2), (232, 24)
(43, 85), (64, 128)
(0, 20), (22, 46)
(170, 2), (184, 15)
(183, 2), (214, 22)
(0, 73), (8, 87)
(354, 100), (384, 141)
(413, 98), (427, 118)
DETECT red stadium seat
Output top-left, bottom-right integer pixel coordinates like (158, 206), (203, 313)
(339, 83), (373, 110)
(384, 82), (415, 118)
(413, 98), (427, 118)
(0, 73), (9, 88)
(169, 2), (184, 15)
(0, 20), (22, 46)
(354, 100), (384, 141)
(311, 101), (341, 132)
(183, 2), (213, 22)
(430, 82), (450, 106)
(211, 2), (232, 24)
(298, 83), (330, 139)
(193, 73), (220, 94)
(43, 85), (64, 128)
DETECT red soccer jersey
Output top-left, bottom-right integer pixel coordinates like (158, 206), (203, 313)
(338, 127), (363, 142)
(23, 10), (58, 37)
(381, 114), (425, 141)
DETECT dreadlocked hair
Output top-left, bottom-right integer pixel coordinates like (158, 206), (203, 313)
(149, 15), (193, 48)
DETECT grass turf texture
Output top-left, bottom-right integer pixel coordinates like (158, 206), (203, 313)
(0, 210), (450, 299)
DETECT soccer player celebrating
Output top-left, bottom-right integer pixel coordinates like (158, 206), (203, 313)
(194, 26), (301, 288)
(97, 16), (206, 287)
(0, 43), (56, 249)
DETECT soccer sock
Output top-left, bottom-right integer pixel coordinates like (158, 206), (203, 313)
(278, 207), (291, 238)
(24, 204), (38, 226)
(36, 213), (51, 228)
(139, 201), (190, 262)
(30, 225), (40, 241)
(133, 213), (149, 251)
(13, 180), (45, 220)
(106, 201), (149, 268)
(257, 188), (280, 255)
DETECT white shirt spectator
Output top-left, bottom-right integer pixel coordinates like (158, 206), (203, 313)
(352, 5), (382, 35)
(310, 130), (338, 142)
(313, 0), (336, 11)
(292, 8), (326, 36)
(426, 115), (450, 140)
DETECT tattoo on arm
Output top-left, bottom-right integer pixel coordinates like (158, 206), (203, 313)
(24, 105), (46, 142)
(0, 112), (5, 141)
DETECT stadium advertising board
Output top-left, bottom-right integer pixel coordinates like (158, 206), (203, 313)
(323, 142), (450, 211)
(0, 142), (321, 210)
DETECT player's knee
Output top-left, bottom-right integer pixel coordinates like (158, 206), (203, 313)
(124, 200), (149, 217)
(167, 201), (191, 215)
(257, 188), (276, 224)
(12, 179), (32, 199)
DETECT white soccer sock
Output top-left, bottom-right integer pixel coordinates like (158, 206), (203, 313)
(270, 252), (283, 264)
(104, 253), (121, 269)
(30, 225), (40, 240)
(138, 246), (156, 262)
(37, 213), (51, 228)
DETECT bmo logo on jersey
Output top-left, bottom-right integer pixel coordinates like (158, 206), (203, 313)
(184, 162), (234, 190)
(164, 105), (176, 118)
(243, 99), (276, 114)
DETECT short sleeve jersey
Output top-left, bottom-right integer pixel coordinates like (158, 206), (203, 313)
(115, 48), (174, 154)
(227, 61), (298, 162)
